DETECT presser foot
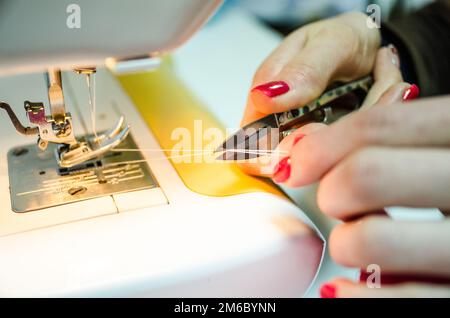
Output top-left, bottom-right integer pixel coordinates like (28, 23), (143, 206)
(1, 101), (130, 168)
(57, 116), (130, 168)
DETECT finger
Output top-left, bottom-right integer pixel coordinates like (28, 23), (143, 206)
(373, 82), (411, 107)
(238, 123), (326, 177)
(252, 28), (309, 85)
(285, 95), (450, 187)
(241, 29), (309, 126)
(249, 17), (378, 115)
(317, 147), (450, 217)
(250, 44), (349, 115)
(361, 45), (403, 109)
(329, 216), (450, 277)
(321, 278), (450, 298)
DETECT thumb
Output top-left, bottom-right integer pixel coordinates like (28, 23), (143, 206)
(250, 45), (336, 115)
(243, 13), (380, 124)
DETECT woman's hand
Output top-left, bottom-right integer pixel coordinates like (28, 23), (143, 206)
(237, 11), (450, 297)
(242, 12), (381, 126)
(274, 94), (450, 297)
(239, 44), (408, 177)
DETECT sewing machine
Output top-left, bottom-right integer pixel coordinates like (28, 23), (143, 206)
(0, 0), (324, 297)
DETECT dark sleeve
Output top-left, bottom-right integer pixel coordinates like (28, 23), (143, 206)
(382, 0), (450, 97)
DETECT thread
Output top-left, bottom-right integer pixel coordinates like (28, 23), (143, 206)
(86, 73), (99, 143)
(112, 148), (288, 155)
(83, 75), (286, 164)
(106, 148), (289, 164)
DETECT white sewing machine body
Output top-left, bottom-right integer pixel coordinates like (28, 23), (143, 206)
(0, 0), (222, 76)
(0, 0), (324, 297)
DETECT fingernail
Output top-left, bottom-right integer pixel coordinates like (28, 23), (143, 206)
(388, 44), (398, 56)
(273, 157), (291, 183)
(293, 134), (306, 146)
(251, 81), (290, 98)
(402, 84), (420, 101)
(320, 283), (336, 298)
(388, 44), (400, 68)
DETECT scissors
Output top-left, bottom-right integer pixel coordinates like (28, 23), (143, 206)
(215, 76), (373, 161)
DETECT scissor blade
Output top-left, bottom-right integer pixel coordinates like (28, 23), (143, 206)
(214, 114), (280, 161)
(214, 130), (264, 161)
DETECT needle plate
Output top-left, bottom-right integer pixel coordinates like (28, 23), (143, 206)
(7, 133), (157, 213)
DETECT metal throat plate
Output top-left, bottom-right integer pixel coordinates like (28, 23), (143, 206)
(8, 134), (157, 213)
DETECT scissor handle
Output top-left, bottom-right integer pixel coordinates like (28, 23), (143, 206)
(275, 75), (374, 132)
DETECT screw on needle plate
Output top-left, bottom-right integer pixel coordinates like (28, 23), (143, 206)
(12, 148), (29, 157)
(68, 186), (87, 196)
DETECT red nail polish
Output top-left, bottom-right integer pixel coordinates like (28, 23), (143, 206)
(293, 134), (306, 146)
(320, 283), (336, 298)
(402, 84), (420, 101)
(273, 157), (291, 183)
(251, 81), (290, 98)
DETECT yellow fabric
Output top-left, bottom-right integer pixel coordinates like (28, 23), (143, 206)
(116, 63), (284, 198)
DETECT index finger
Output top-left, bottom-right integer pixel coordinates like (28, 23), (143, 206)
(284, 96), (450, 187)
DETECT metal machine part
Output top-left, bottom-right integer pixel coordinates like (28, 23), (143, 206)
(56, 116), (130, 167)
(8, 133), (157, 213)
(105, 55), (163, 74)
(46, 68), (72, 136)
(0, 0), (223, 167)
(1, 68), (130, 168)
(0, 102), (39, 136)
(24, 99), (76, 150)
